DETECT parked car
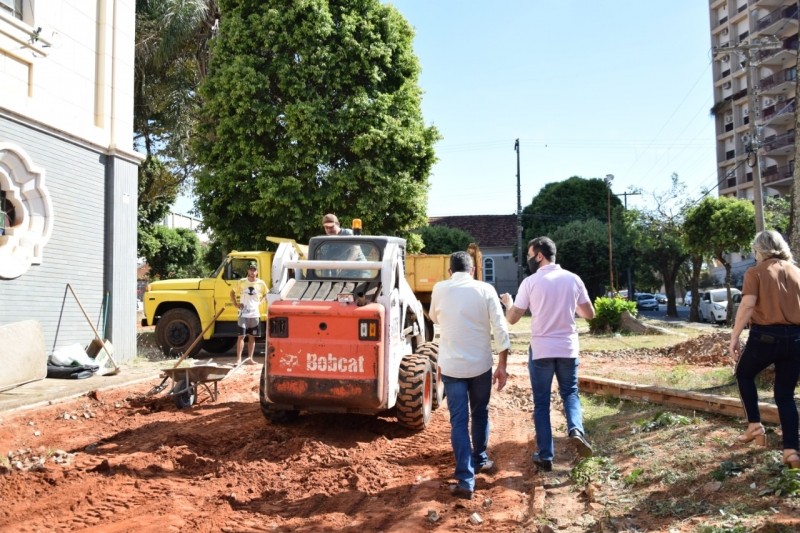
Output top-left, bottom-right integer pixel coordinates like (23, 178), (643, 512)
(654, 293), (667, 304)
(698, 288), (741, 323)
(635, 292), (659, 311)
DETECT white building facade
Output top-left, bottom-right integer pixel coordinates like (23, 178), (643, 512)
(0, 1), (141, 360)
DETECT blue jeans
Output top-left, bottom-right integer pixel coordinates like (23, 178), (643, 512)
(735, 324), (800, 450)
(442, 369), (492, 491)
(528, 352), (585, 462)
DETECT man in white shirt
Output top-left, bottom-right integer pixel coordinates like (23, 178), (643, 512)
(430, 251), (510, 500)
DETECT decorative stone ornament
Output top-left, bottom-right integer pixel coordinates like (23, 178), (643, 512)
(0, 143), (54, 279)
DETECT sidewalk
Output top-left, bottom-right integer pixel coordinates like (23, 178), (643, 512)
(0, 361), (166, 414)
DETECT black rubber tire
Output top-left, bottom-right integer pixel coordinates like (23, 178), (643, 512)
(415, 342), (444, 410)
(202, 337), (236, 355)
(258, 365), (299, 423)
(172, 379), (195, 409)
(396, 354), (433, 430)
(156, 308), (202, 358)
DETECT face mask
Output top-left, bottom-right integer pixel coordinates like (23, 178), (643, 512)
(527, 255), (541, 274)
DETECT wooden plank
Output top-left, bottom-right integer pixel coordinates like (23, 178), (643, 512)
(579, 375), (782, 424)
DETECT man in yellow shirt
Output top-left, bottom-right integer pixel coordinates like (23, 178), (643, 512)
(230, 262), (268, 364)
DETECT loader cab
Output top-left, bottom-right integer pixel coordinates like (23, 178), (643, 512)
(305, 235), (406, 281)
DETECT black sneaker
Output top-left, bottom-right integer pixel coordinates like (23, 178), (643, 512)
(569, 429), (593, 458)
(531, 452), (553, 472)
(449, 484), (473, 500)
(476, 459), (496, 474)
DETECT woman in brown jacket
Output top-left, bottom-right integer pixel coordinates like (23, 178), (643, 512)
(729, 230), (800, 469)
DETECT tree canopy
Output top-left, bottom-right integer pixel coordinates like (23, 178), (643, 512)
(521, 176), (623, 240)
(191, 0), (440, 250)
(414, 226), (476, 255)
(684, 196), (755, 322)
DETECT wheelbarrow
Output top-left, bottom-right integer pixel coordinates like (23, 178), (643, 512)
(145, 307), (243, 408)
(160, 362), (241, 408)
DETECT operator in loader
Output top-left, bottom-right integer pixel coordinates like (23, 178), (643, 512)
(430, 251), (510, 500)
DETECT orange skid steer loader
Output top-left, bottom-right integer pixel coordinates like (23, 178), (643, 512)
(259, 234), (441, 430)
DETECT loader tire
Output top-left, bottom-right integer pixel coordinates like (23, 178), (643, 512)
(156, 308), (201, 358)
(415, 342), (444, 410)
(396, 354), (433, 430)
(258, 365), (299, 424)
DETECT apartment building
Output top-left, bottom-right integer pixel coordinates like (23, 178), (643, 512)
(709, 0), (798, 202)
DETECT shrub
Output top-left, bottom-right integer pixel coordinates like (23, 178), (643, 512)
(588, 296), (637, 333)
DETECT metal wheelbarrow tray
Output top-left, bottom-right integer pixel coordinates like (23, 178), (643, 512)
(158, 362), (239, 408)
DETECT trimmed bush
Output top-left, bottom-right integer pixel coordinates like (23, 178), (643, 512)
(589, 297), (638, 334)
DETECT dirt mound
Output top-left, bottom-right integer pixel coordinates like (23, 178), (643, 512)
(661, 331), (732, 365)
(584, 332), (733, 366)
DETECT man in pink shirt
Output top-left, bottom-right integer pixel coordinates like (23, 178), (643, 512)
(501, 237), (595, 472)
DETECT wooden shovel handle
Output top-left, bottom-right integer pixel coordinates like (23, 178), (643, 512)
(172, 307), (226, 369)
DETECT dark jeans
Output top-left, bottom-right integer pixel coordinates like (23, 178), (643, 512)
(735, 324), (800, 450)
(441, 370), (492, 491)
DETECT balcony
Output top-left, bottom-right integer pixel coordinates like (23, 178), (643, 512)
(762, 163), (794, 185)
(763, 130), (796, 154)
(762, 99), (795, 125)
(759, 66), (797, 94)
(756, 36), (798, 65)
(756, 4), (799, 36)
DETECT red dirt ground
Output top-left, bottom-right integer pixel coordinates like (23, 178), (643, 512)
(1, 331), (797, 532)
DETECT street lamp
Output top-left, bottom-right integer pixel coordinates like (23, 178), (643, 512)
(604, 174), (614, 295)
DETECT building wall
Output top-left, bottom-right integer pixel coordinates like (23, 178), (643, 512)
(0, 1), (141, 361)
(482, 247), (518, 296)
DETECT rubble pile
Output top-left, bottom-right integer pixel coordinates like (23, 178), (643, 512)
(663, 332), (732, 366)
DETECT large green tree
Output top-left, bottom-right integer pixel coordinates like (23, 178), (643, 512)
(628, 175), (690, 318)
(684, 196), (755, 323)
(192, 0), (440, 250)
(550, 219), (609, 301)
(521, 176), (633, 295)
(414, 226), (476, 255)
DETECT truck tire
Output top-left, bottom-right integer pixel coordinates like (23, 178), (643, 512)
(156, 308), (202, 358)
(415, 342), (444, 410)
(258, 365), (299, 423)
(396, 354), (433, 430)
(202, 338), (236, 355)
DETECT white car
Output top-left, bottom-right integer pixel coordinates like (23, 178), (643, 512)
(698, 288), (741, 323)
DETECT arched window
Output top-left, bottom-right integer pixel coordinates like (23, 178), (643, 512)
(483, 257), (495, 283)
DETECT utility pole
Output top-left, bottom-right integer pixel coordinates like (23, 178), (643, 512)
(713, 37), (781, 232)
(604, 175), (614, 294)
(614, 191), (640, 298)
(514, 139), (523, 286)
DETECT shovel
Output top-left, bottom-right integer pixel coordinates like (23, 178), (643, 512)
(66, 284), (120, 376)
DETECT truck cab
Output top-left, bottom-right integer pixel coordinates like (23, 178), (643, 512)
(141, 251), (274, 357)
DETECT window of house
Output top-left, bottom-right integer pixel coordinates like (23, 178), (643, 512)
(0, 0), (23, 20)
(483, 257), (495, 283)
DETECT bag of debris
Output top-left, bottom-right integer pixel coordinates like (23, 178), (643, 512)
(46, 364), (96, 379)
(50, 343), (96, 367)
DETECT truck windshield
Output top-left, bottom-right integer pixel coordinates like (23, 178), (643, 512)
(314, 242), (378, 279)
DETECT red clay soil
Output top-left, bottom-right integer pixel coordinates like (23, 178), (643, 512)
(0, 358), (540, 532)
(2, 331), (797, 532)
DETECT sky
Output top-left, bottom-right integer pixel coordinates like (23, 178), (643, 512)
(388, 0), (718, 216)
